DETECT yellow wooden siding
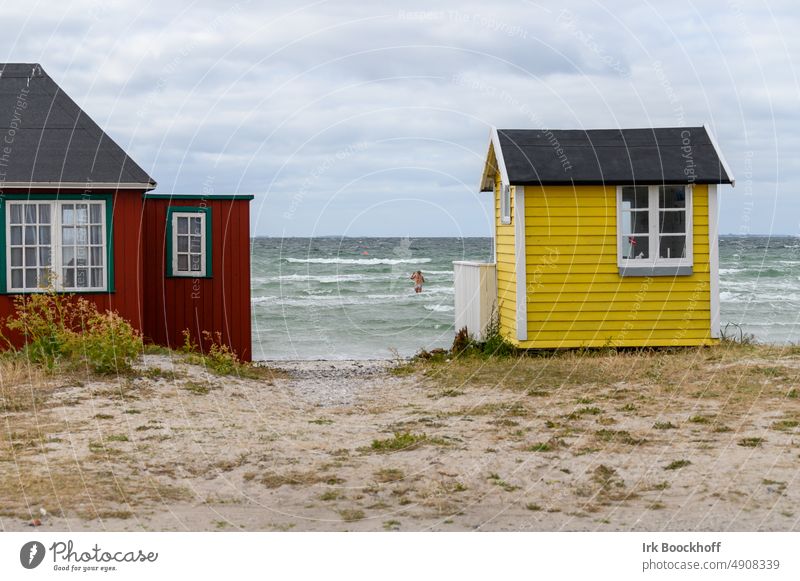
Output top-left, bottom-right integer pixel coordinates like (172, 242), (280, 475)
(494, 172), (517, 343)
(519, 184), (713, 348)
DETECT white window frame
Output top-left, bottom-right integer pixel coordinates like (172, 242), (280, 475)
(5, 199), (108, 292)
(616, 184), (693, 272)
(500, 184), (511, 225)
(171, 211), (208, 277)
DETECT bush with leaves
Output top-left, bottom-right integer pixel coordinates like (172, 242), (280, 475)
(1, 291), (142, 374)
(70, 310), (143, 374)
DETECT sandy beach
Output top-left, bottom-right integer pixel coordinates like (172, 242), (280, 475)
(1, 346), (799, 532)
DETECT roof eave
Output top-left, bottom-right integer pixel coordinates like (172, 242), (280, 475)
(479, 127), (510, 192)
(0, 181), (157, 191)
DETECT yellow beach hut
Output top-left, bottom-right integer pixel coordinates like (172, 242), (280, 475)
(454, 126), (734, 348)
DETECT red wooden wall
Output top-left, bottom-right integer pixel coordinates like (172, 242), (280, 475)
(0, 189), (144, 336)
(141, 197), (252, 361)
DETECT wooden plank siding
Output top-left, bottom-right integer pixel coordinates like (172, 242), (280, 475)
(517, 184), (713, 349)
(493, 172), (517, 343)
(142, 198), (252, 361)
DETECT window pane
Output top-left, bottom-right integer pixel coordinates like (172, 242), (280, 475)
(622, 186), (649, 210)
(190, 217), (202, 235)
(90, 268), (103, 288)
(10, 248), (22, 267)
(25, 268), (37, 288)
(623, 235), (649, 259)
(24, 204), (37, 224)
(659, 236), (686, 259)
(39, 269), (51, 286)
(90, 225), (102, 244)
(190, 254), (201, 271)
(10, 205), (22, 224)
(75, 204), (88, 225)
(11, 269), (23, 288)
(659, 186), (686, 209)
(38, 205), (51, 224)
(177, 217), (188, 234)
(76, 247), (88, 267)
(177, 255), (188, 271)
(622, 210), (649, 235)
(660, 210), (686, 234)
(25, 247), (37, 266)
(63, 269), (75, 287)
(177, 236), (188, 252)
(63, 247), (75, 266)
(24, 226), (36, 244)
(90, 204), (102, 223)
(10, 226), (21, 245)
(39, 247), (51, 267)
(62, 205), (74, 225)
(76, 268), (88, 288)
(76, 226), (88, 245)
(39, 226), (51, 244)
(90, 247), (103, 266)
(190, 236), (201, 253)
(62, 227), (75, 245)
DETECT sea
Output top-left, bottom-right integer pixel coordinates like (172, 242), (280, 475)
(250, 236), (800, 360)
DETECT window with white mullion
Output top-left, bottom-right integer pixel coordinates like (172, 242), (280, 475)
(172, 212), (206, 276)
(618, 185), (692, 269)
(5, 200), (106, 292)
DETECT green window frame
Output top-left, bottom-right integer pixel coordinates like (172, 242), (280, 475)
(0, 194), (115, 294)
(166, 206), (212, 278)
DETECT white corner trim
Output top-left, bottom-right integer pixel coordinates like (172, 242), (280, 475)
(491, 127), (510, 186)
(514, 185), (527, 341)
(703, 124), (735, 187)
(708, 183), (720, 338)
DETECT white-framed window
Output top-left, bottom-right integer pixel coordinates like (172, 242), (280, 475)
(500, 184), (511, 225)
(6, 200), (107, 292)
(170, 211), (208, 277)
(617, 185), (693, 272)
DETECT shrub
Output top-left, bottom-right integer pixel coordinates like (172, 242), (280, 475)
(2, 291), (142, 374)
(70, 310), (143, 374)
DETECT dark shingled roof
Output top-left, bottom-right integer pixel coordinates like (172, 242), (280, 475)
(0, 63), (155, 188)
(485, 126), (733, 189)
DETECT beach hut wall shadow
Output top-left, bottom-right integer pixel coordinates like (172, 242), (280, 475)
(455, 126), (734, 348)
(0, 63), (253, 360)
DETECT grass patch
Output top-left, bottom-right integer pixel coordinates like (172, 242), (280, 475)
(653, 421), (677, 430)
(525, 503), (542, 511)
(309, 418), (334, 425)
(373, 468), (405, 483)
(524, 437), (564, 452)
(664, 459), (691, 470)
(338, 508), (365, 522)
(771, 419), (799, 432)
(566, 406), (602, 420)
(487, 473), (520, 492)
(738, 437), (764, 448)
(370, 432), (429, 453)
(183, 381), (212, 395)
(594, 429), (645, 446)
(688, 415), (711, 424)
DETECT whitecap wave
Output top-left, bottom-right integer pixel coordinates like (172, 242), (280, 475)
(424, 305), (455, 312)
(285, 257), (432, 265)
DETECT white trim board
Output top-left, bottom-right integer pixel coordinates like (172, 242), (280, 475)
(480, 127), (510, 192)
(708, 183), (720, 338)
(514, 185), (527, 342)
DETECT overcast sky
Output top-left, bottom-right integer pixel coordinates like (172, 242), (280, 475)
(1, 0), (797, 236)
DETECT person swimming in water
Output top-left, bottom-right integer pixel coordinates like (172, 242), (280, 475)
(410, 270), (425, 293)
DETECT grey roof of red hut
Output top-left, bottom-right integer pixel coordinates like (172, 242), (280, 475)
(0, 63), (155, 189)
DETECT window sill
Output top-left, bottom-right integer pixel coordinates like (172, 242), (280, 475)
(618, 264), (693, 277)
